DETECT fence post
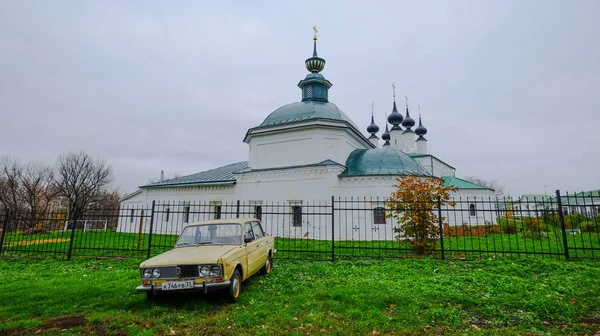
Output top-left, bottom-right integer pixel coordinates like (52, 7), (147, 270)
(331, 196), (335, 262)
(556, 190), (569, 260)
(67, 210), (79, 261)
(437, 197), (445, 260)
(137, 209), (144, 251)
(147, 201), (156, 259)
(0, 209), (9, 256)
(236, 200), (240, 218)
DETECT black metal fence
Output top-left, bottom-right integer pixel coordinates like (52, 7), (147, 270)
(0, 190), (599, 261)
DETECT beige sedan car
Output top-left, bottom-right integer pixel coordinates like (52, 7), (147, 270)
(136, 218), (275, 302)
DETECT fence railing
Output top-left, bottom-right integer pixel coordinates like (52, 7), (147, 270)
(0, 190), (599, 261)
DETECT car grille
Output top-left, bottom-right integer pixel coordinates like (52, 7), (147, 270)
(178, 265), (198, 278)
(142, 265), (201, 279)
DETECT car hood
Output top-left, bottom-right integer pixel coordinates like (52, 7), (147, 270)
(140, 245), (240, 267)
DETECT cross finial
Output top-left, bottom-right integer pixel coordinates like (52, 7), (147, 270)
(405, 94), (409, 108)
(313, 25), (318, 40)
(371, 102), (374, 116)
(391, 82), (396, 99)
(418, 104), (421, 117)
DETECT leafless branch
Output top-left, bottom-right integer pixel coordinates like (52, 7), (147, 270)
(56, 151), (113, 220)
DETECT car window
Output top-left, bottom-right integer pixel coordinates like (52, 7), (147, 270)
(244, 222), (254, 242)
(252, 221), (265, 239)
(175, 224), (242, 246)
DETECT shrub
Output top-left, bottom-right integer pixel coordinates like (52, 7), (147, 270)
(443, 223), (499, 237)
(565, 213), (587, 228)
(581, 220), (600, 232)
(387, 176), (457, 255)
(522, 230), (548, 240)
(501, 222), (517, 234)
(523, 217), (548, 233)
(541, 208), (559, 226)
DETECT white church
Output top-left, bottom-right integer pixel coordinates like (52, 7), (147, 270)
(118, 32), (495, 239)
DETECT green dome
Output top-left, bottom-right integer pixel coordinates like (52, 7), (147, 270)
(259, 101), (360, 130)
(340, 147), (431, 177)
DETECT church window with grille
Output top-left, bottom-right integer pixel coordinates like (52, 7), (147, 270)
(469, 204), (476, 216)
(254, 205), (262, 222)
(304, 86), (313, 99)
(292, 206), (302, 227)
(373, 207), (386, 224)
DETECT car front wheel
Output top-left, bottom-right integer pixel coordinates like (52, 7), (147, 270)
(260, 254), (272, 275)
(225, 269), (242, 302)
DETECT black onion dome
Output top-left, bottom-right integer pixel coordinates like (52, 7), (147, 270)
(381, 122), (391, 141)
(402, 107), (415, 129)
(415, 115), (427, 136)
(387, 101), (403, 130)
(367, 115), (379, 134)
(305, 41), (326, 73)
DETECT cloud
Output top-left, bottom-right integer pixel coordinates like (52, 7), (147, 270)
(0, 0), (598, 197)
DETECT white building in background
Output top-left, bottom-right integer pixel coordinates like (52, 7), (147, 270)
(118, 33), (495, 239)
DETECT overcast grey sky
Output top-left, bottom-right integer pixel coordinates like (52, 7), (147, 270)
(1, 0), (598, 197)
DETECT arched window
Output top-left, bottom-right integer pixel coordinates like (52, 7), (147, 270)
(373, 207), (386, 224)
(469, 204), (476, 216)
(254, 205), (262, 222)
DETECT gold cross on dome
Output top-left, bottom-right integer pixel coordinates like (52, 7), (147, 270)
(371, 102), (374, 115)
(313, 25), (318, 40)
(391, 82), (396, 98)
(405, 94), (409, 108)
(418, 104), (422, 117)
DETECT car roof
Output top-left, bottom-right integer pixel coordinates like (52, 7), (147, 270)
(186, 218), (258, 226)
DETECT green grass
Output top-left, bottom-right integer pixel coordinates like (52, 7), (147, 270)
(0, 257), (599, 335)
(2, 228), (600, 261)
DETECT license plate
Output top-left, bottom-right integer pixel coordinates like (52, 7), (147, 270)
(162, 280), (195, 290)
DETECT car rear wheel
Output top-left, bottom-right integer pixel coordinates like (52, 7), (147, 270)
(225, 269), (242, 302)
(260, 254), (272, 275)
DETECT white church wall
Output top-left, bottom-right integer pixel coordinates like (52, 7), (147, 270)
(116, 176), (496, 241)
(248, 125), (370, 170)
(116, 185), (236, 235)
(442, 189), (497, 227)
(413, 156), (456, 178)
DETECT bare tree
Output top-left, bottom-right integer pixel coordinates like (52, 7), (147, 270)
(463, 175), (505, 198)
(56, 151), (113, 225)
(18, 161), (60, 230)
(0, 156), (24, 214)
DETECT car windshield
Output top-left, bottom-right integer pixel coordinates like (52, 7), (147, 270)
(175, 223), (242, 247)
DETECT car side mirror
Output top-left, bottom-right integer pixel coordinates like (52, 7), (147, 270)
(244, 237), (253, 243)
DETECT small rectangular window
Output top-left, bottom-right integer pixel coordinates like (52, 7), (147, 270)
(469, 204), (476, 216)
(373, 207), (386, 224)
(183, 206), (190, 223)
(214, 205), (222, 219)
(130, 209), (134, 223)
(292, 206), (302, 227)
(165, 208), (170, 222)
(254, 205), (262, 222)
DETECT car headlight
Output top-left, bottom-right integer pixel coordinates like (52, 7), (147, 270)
(210, 266), (222, 276)
(199, 266), (210, 276)
(143, 268), (152, 278)
(152, 268), (160, 278)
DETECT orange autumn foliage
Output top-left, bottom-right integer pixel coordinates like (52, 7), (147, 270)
(386, 175), (457, 255)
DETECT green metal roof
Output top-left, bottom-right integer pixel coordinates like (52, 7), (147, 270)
(140, 161), (249, 188)
(340, 147), (431, 177)
(518, 194), (549, 202)
(442, 176), (492, 190)
(258, 101), (361, 130)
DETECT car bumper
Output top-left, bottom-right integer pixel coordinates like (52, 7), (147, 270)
(136, 280), (231, 294)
